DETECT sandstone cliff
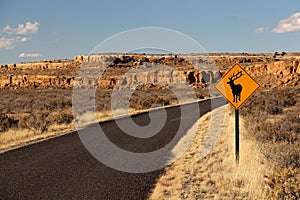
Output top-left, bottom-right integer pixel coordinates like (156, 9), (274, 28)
(1, 60), (71, 70)
(1, 53), (299, 89)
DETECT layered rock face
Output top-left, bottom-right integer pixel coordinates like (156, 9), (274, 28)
(92, 69), (222, 90)
(73, 54), (223, 89)
(1, 53), (299, 89)
(0, 75), (75, 89)
(245, 60), (300, 86)
(247, 61), (300, 76)
(1, 61), (69, 70)
(74, 53), (300, 88)
(0, 60), (77, 89)
(1, 54), (221, 89)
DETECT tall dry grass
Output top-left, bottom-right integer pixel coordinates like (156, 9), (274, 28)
(241, 87), (300, 199)
(149, 105), (269, 199)
(149, 86), (300, 199)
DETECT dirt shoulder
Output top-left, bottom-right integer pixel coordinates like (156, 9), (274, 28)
(149, 105), (268, 199)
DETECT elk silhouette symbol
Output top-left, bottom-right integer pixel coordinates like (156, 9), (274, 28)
(227, 71), (244, 103)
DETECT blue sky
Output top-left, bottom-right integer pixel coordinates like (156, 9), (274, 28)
(0, 0), (300, 64)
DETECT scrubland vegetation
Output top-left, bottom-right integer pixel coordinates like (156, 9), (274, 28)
(149, 86), (299, 200)
(0, 89), (74, 149)
(241, 87), (300, 199)
(0, 85), (185, 150)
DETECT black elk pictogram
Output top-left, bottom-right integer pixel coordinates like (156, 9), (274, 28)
(227, 71), (244, 103)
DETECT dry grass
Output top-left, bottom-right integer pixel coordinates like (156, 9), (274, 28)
(149, 86), (300, 200)
(0, 122), (75, 151)
(149, 105), (268, 199)
(241, 86), (300, 199)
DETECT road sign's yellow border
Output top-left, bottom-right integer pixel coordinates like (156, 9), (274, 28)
(214, 63), (260, 110)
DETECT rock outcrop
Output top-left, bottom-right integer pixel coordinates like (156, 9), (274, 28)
(1, 53), (299, 89)
(246, 61), (300, 77)
(0, 75), (75, 89)
(1, 61), (72, 70)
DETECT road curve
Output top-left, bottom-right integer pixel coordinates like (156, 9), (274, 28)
(0, 97), (226, 200)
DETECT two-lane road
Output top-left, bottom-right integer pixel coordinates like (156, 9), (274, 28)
(0, 97), (226, 200)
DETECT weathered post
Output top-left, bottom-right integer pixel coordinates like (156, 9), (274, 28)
(235, 109), (239, 164)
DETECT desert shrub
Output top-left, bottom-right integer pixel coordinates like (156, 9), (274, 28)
(288, 113), (300, 134)
(261, 168), (300, 200)
(243, 88), (298, 117)
(282, 98), (297, 107)
(127, 86), (179, 110)
(19, 109), (74, 133)
(54, 110), (74, 124)
(278, 89), (297, 107)
(266, 103), (283, 115)
(59, 95), (72, 109)
(242, 86), (300, 199)
(274, 52), (280, 57)
(243, 88), (299, 148)
(0, 113), (18, 132)
(141, 99), (153, 109)
(244, 119), (297, 145)
(19, 109), (52, 134)
(157, 98), (170, 106)
(262, 142), (300, 169)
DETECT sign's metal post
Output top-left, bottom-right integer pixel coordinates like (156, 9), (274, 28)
(235, 109), (239, 164)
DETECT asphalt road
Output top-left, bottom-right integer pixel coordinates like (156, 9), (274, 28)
(0, 97), (226, 200)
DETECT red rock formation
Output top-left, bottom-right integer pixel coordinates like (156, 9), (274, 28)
(1, 54), (299, 89)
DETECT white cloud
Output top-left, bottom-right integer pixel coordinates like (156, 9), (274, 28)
(2, 21), (39, 35)
(0, 37), (31, 50)
(273, 12), (300, 33)
(18, 53), (43, 58)
(255, 27), (266, 33)
(0, 22), (39, 50)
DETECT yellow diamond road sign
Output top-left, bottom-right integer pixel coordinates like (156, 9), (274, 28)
(214, 63), (260, 109)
